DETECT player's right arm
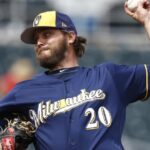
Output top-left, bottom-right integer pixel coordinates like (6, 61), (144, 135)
(0, 83), (30, 127)
(0, 85), (35, 150)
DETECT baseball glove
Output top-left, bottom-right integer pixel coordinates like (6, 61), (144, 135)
(0, 116), (35, 150)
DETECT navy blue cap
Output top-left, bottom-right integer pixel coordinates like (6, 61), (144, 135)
(21, 11), (77, 44)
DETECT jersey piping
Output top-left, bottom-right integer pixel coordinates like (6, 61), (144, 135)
(142, 64), (149, 100)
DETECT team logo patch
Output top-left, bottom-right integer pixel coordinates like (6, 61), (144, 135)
(33, 15), (41, 26)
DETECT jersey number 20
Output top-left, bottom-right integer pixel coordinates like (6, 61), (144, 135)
(84, 107), (112, 130)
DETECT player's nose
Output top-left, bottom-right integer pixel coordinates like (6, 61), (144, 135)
(36, 36), (45, 48)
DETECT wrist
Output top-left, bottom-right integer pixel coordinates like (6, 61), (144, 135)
(144, 17), (150, 29)
(143, 19), (150, 39)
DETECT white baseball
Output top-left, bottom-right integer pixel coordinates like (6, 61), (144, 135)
(127, 0), (141, 12)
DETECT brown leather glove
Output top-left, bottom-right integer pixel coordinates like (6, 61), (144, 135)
(0, 117), (35, 150)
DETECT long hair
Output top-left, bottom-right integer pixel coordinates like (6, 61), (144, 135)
(73, 36), (87, 57)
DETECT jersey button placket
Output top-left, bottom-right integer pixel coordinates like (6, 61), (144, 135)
(70, 139), (76, 146)
(65, 82), (77, 149)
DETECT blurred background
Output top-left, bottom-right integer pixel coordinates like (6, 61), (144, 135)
(0, 0), (150, 149)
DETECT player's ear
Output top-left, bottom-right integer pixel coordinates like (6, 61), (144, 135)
(67, 32), (76, 45)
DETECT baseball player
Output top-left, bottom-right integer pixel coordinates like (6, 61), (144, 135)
(0, 0), (150, 149)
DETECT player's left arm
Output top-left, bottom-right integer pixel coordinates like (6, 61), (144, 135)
(125, 64), (150, 101)
(141, 64), (149, 100)
(105, 63), (150, 104)
(124, 0), (150, 39)
(124, 0), (150, 101)
(126, 64), (150, 101)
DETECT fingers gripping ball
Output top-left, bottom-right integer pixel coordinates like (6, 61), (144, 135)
(0, 117), (35, 150)
(127, 0), (141, 12)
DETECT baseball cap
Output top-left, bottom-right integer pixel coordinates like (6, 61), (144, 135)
(21, 11), (77, 44)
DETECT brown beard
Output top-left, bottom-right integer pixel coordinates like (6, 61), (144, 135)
(36, 38), (67, 70)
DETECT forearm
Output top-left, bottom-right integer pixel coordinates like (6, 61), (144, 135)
(144, 20), (150, 40)
(124, 0), (150, 40)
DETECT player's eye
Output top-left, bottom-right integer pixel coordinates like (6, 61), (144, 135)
(43, 31), (52, 38)
(34, 35), (38, 44)
(33, 29), (54, 44)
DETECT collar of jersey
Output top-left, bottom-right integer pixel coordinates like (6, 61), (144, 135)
(46, 66), (80, 75)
